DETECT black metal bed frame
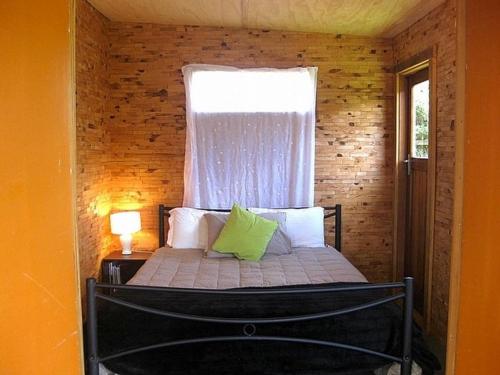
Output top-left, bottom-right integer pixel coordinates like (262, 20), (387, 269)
(86, 278), (413, 375)
(159, 204), (342, 251)
(86, 204), (414, 375)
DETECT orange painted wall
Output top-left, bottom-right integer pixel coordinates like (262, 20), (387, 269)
(0, 1), (83, 374)
(454, 0), (500, 373)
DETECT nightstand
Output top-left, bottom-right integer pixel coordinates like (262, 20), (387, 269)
(101, 251), (152, 284)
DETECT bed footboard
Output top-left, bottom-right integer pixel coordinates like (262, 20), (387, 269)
(86, 278), (414, 375)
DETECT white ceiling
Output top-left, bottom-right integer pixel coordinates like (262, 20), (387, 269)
(88, 0), (446, 38)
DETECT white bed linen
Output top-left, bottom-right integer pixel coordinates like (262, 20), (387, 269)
(248, 207), (325, 247)
(127, 247), (366, 289)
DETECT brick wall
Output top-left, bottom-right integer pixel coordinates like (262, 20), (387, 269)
(75, 0), (112, 291)
(393, 0), (456, 341)
(104, 24), (395, 282)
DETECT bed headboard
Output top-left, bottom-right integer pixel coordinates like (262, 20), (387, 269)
(158, 205), (342, 252)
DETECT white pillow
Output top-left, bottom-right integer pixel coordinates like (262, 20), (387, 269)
(167, 208), (209, 249)
(248, 207), (325, 248)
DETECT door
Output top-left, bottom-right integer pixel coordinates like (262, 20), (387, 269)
(403, 68), (430, 318)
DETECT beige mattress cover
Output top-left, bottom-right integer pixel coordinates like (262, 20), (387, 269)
(128, 247), (367, 289)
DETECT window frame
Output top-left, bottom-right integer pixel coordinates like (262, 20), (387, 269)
(407, 68), (430, 160)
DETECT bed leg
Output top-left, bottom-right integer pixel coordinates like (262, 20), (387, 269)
(86, 278), (99, 375)
(401, 277), (414, 375)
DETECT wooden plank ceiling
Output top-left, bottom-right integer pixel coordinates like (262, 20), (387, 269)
(88, 0), (446, 37)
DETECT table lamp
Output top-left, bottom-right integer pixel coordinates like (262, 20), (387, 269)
(110, 211), (141, 255)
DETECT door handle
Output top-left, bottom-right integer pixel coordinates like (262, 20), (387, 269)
(403, 154), (411, 176)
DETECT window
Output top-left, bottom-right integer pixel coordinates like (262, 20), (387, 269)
(182, 65), (318, 209)
(411, 80), (430, 158)
(189, 68), (316, 113)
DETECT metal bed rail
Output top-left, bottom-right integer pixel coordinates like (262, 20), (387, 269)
(86, 277), (413, 375)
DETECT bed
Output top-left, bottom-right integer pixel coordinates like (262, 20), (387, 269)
(86, 205), (437, 375)
(127, 246), (367, 288)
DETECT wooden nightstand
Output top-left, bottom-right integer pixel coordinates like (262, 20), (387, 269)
(101, 251), (152, 284)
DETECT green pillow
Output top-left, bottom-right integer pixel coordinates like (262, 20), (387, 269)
(212, 203), (278, 261)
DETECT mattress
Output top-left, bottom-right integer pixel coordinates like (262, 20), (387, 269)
(128, 246), (367, 289)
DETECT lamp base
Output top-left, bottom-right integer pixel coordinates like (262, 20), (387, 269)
(119, 233), (133, 255)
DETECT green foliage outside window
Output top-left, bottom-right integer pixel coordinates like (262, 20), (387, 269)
(412, 80), (429, 158)
(415, 104), (429, 157)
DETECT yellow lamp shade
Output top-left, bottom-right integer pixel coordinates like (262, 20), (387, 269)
(110, 211), (141, 235)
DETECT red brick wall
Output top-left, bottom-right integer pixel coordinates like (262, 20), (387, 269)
(393, 0), (456, 341)
(104, 24), (395, 282)
(76, 0), (112, 289)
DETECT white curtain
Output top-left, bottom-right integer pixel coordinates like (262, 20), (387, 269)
(182, 64), (317, 209)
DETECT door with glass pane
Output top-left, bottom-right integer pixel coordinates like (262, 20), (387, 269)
(404, 68), (430, 318)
